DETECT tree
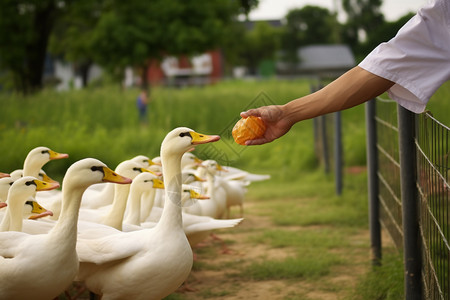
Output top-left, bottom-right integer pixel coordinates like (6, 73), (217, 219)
(240, 21), (281, 75)
(341, 0), (385, 56)
(0, 0), (256, 93)
(359, 12), (415, 57)
(281, 6), (340, 63)
(86, 0), (243, 89)
(48, 0), (103, 87)
(0, 0), (67, 93)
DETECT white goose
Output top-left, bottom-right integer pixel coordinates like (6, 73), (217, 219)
(0, 177), (14, 203)
(83, 155), (156, 196)
(123, 172), (164, 226)
(77, 160), (151, 229)
(75, 127), (220, 300)
(181, 152), (203, 170)
(148, 168), (205, 211)
(220, 165), (271, 182)
(0, 176), (59, 232)
(183, 160), (227, 219)
(0, 158), (131, 300)
(80, 160), (153, 211)
(131, 154), (162, 173)
(204, 160), (248, 218)
(13, 146), (67, 219)
(0, 177), (53, 221)
(22, 146), (69, 178)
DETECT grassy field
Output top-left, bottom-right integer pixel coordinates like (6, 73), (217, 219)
(2, 78), (448, 299)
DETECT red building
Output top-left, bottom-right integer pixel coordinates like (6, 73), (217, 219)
(147, 50), (222, 86)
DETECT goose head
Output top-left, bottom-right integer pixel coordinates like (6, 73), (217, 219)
(181, 185), (209, 207)
(181, 169), (205, 184)
(115, 160), (158, 180)
(23, 146), (69, 177)
(62, 158), (132, 190)
(10, 176), (59, 198)
(26, 200), (54, 219)
(130, 155), (151, 168)
(38, 169), (59, 184)
(9, 168), (59, 184)
(130, 172), (164, 195)
(200, 159), (225, 176)
(4, 176), (59, 227)
(0, 177), (14, 203)
(181, 152), (203, 169)
(162, 128), (220, 158)
(131, 155), (162, 169)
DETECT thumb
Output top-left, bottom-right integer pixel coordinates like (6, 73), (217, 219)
(240, 108), (260, 118)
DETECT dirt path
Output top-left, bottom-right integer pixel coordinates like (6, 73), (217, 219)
(171, 201), (373, 300)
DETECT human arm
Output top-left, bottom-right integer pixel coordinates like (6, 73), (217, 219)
(240, 66), (394, 145)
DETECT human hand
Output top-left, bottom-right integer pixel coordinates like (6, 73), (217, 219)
(239, 105), (293, 145)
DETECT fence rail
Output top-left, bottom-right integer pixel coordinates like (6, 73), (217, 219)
(366, 98), (450, 299)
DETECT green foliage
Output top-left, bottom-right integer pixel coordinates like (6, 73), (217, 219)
(357, 12), (415, 59)
(85, 0), (241, 82)
(0, 0), (66, 92)
(240, 21), (282, 74)
(281, 6), (340, 63)
(341, 0), (385, 56)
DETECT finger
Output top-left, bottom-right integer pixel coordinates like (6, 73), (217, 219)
(244, 138), (267, 146)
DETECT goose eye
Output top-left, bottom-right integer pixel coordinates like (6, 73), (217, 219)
(41, 150), (49, 155)
(133, 167), (142, 172)
(25, 180), (36, 186)
(179, 132), (191, 138)
(91, 166), (105, 175)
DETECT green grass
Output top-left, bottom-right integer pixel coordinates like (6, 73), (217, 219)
(241, 253), (342, 280)
(352, 252), (404, 300)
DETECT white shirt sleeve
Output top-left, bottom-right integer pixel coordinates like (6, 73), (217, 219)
(359, 0), (450, 113)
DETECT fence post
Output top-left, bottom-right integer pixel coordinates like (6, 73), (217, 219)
(334, 111), (343, 195)
(397, 104), (421, 300)
(365, 99), (381, 265)
(321, 115), (330, 173)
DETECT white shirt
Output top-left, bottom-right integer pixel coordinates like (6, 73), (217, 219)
(359, 0), (450, 113)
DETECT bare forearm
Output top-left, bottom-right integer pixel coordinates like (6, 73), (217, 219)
(282, 66), (394, 125)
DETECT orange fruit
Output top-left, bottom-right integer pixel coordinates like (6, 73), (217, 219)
(232, 116), (266, 145)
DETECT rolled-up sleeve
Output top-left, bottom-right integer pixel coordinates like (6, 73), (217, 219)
(359, 0), (450, 113)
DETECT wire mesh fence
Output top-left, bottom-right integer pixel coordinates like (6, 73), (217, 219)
(375, 99), (403, 249)
(416, 112), (450, 300)
(366, 98), (450, 299)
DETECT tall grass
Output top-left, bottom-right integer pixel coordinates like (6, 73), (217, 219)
(0, 79), (316, 178)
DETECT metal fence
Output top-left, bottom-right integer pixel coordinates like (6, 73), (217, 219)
(366, 97), (450, 300)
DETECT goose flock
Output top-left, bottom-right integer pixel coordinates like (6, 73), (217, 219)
(0, 127), (270, 300)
